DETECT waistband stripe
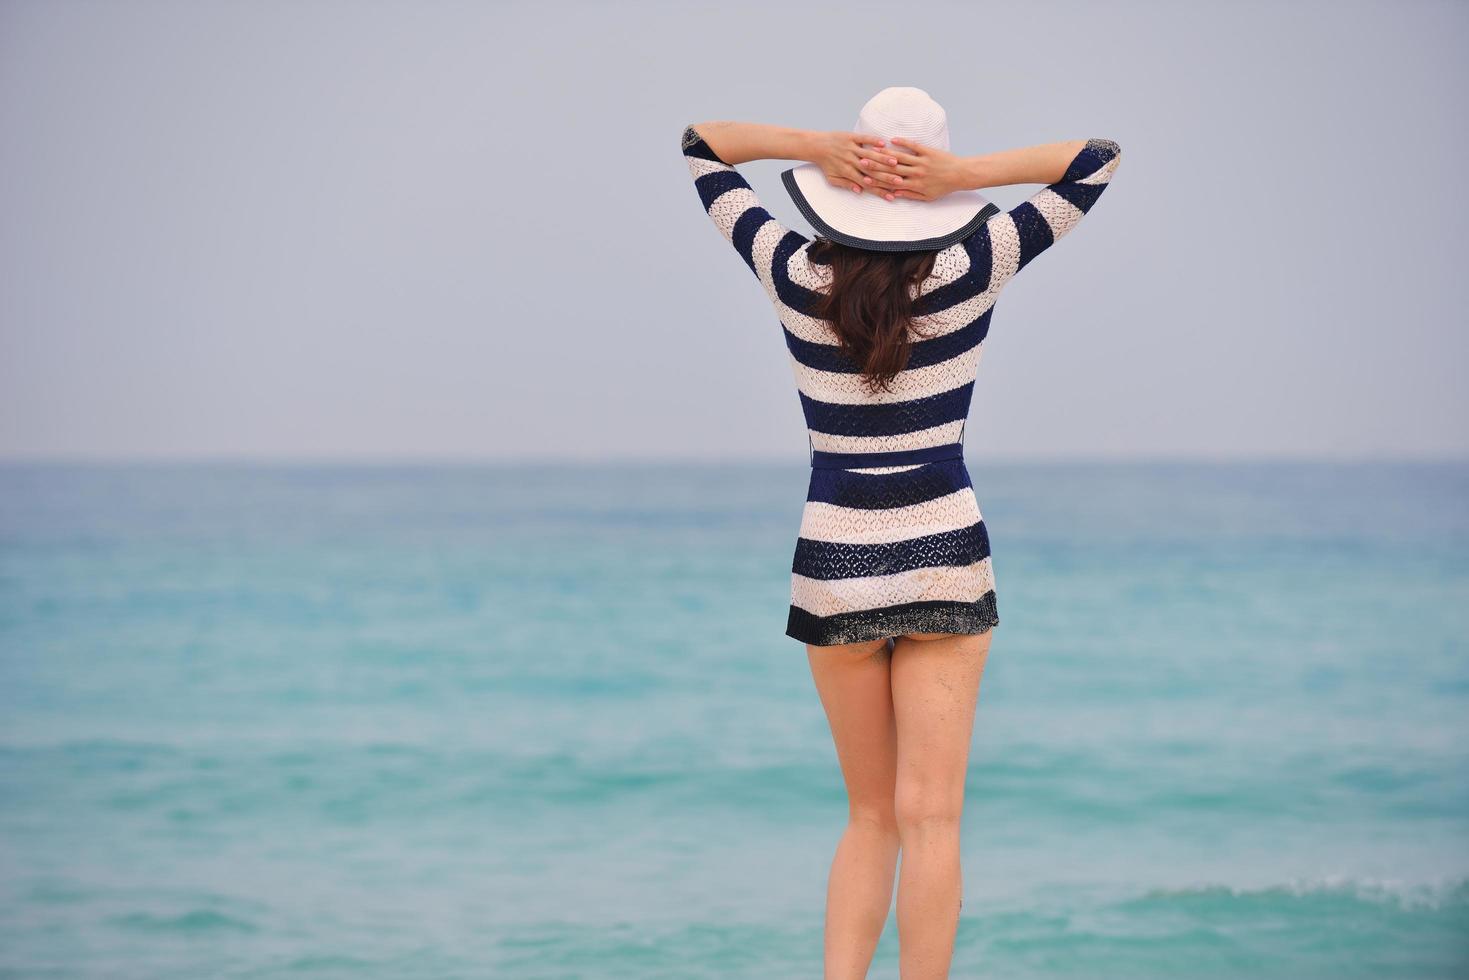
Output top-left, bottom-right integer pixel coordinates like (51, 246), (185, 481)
(809, 442), (965, 470)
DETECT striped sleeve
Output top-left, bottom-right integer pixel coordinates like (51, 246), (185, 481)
(680, 123), (810, 287)
(985, 138), (1122, 283)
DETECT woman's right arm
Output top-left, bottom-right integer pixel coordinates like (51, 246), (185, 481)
(968, 140), (1093, 188)
(969, 138), (1123, 278)
(882, 136), (1122, 279)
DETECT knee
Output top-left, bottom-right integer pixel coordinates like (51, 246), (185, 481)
(848, 800), (899, 835)
(894, 783), (963, 839)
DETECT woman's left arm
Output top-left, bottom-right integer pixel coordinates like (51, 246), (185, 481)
(680, 121), (897, 283)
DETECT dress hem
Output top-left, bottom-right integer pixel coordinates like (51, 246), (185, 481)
(786, 592), (999, 647)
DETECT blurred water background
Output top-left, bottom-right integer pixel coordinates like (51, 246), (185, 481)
(1, 459), (1466, 979)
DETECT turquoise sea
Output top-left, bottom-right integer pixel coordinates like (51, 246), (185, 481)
(1, 459), (1466, 979)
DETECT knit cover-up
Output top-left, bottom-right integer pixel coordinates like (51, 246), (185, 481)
(681, 124), (1122, 646)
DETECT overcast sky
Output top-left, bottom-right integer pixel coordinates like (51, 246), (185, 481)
(1, 0), (1464, 462)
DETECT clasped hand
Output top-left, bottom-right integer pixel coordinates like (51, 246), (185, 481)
(808, 130), (970, 203)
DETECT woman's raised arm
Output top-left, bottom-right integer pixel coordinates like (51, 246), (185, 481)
(680, 122), (810, 285)
(687, 121), (814, 167)
(687, 121), (901, 196)
(679, 121), (903, 287)
(873, 135), (1123, 282)
(970, 138), (1123, 278)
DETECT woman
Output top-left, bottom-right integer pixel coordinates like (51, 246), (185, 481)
(680, 87), (1121, 979)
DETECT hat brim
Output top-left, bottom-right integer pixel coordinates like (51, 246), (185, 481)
(781, 162), (1000, 252)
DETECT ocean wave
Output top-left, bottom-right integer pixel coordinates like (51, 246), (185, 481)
(1120, 873), (1469, 912)
(108, 908), (260, 934)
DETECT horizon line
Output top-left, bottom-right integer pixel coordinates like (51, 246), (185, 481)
(1, 450), (1466, 467)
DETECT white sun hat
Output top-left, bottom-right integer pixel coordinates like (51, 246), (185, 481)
(780, 86), (998, 253)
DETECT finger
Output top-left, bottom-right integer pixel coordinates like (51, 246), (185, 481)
(826, 163), (869, 193)
(863, 179), (898, 201)
(828, 173), (866, 194)
(861, 147), (924, 184)
(856, 154), (912, 191)
(836, 160), (886, 188)
(883, 153), (925, 174)
(851, 132), (887, 149)
(855, 147), (901, 174)
(856, 157), (903, 180)
(846, 172), (887, 201)
(885, 136), (927, 163)
(856, 161), (909, 188)
(832, 157), (901, 199)
(858, 173), (897, 198)
(860, 166), (905, 198)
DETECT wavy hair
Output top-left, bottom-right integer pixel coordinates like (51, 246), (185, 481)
(807, 236), (940, 394)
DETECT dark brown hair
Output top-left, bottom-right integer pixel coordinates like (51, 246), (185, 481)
(808, 236), (940, 394)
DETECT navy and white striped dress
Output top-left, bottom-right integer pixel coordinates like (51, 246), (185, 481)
(680, 124), (1121, 646)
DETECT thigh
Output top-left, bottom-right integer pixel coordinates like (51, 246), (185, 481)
(807, 638), (898, 807)
(889, 631), (993, 804)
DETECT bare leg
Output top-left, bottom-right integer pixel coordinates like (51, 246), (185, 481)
(890, 629), (992, 980)
(807, 636), (902, 980)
